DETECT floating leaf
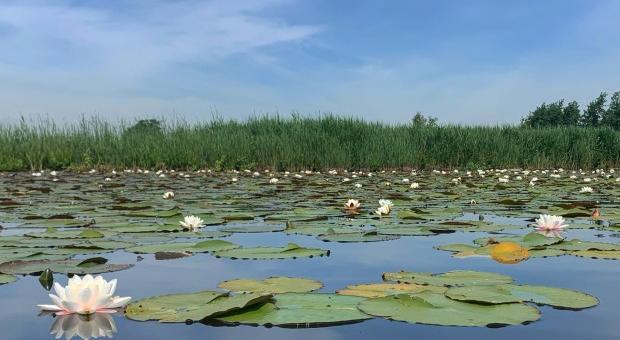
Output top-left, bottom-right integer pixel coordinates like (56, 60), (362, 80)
(382, 270), (513, 287)
(490, 242), (530, 264)
(0, 274), (17, 285)
(317, 230), (400, 243)
(214, 243), (329, 260)
(125, 291), (225, 321)
(337, 283), (447, 298)
(38, 268), (54, 290)
(358, 291), (541, 327)
(0, 259), (133, 275)
(216, 293), (370, 327)
(126, 240), (239, 254)
(445, 284), (599, 310)
(218, 277), (323, 294)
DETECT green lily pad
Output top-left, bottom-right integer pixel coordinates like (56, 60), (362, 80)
(0, 274), (17, 284)
(336, 283), (447, 298)
(0, 258), (133, 275)
(317, 230), (400, 243)
(126, 240), (239, 254)
(358, 291), (541, 327)
(214, 243), (329, 260)
(125, 290), (226, 321)
(216, 293), (370, 327)
(218, 277), (323, 294)
(445, 284), (598, 310)
(572, 250), (620, 260)
(382, 270), (513, 287)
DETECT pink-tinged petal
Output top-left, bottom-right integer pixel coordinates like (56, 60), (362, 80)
(94, 308), (120, 314)
(37, 304), (64, 311)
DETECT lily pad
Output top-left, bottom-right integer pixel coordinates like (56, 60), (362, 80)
(0, 258), (133, 275)
(126, 240), (239, 254)
(125, 290), (226, 321)
(0, 274), (17, 284)
(445, 284), (599, 310)
(382, 270), (513, 287)
(337, 283), (447, 298)
(358, 291), (541, 327)
(218, 277), (323, 294)
(216, 293), (370, 327)
(214, 243), (329, 260)
(317, 230), (400, 243)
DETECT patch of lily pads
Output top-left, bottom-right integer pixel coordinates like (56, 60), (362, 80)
(124, 270), (597, 328)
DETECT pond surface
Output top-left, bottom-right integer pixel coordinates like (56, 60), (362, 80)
(0, 170), (619, 339)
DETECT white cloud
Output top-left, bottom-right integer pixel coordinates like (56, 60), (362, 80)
(0, 0), (320, 121)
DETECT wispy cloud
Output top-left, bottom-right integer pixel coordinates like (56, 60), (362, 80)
(0, 0), (320, 113)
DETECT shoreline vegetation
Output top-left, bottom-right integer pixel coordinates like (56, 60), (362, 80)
(1, 115), (620, 172)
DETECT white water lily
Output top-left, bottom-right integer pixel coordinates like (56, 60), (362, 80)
(410, 182), (419, 189)
(378, 199), (393, 208)
(344, 199), (361, 210)
(38, 275), (131, 315)
(269, 178), (279, 184)
(580, 186), (593, 193)
(535, 214), (567, 238)
(180, 215), (204, 232)
(354, 183), (362, 188)
(162, 191), (175, 199)
(375, 205), (391, 216)
(498, 178), (509, 183)
(50, 313), (117, 340)
(232, 177), (238, 182)
(402, 178), (410, 183)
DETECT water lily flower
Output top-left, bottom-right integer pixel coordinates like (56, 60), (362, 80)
(37, 275), (131, 315)
(410, 182), (419, 189)
(498, 178), (509, 183)
(592, 208), (601, 218)
(402, 178), (410, 183)
(269, 178), (279, 184)
(354, 183), (362, 188)
(180, 215), (204, 232)
(50, 313), (117, 339)
(344, 199), (361, 210)
(162, 191), (175, 199)
(580, 186), (593, 193)
(232, 177), (238, 182)
(378, 199), (393, 208)
(50, 171), (58, 176)
(534, 214), (567, 238)
(375, 205), (391, 216)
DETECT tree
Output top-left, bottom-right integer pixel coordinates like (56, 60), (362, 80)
(580, 92), (607, 127)
(602, 91), (620, 129)
(411, 112), (438, 127)
(521, 100), (565, 127)
(562, 101), (580, 126)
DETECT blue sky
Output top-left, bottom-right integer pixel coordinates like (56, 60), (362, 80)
(0, 0), (619, 124)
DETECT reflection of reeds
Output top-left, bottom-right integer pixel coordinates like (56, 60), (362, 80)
(2, 115), (619, 171)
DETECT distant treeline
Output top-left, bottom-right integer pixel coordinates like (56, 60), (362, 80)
(1, 115), (620, 171)
(522, 91), (620, 128)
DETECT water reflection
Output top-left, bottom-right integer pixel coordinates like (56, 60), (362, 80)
(47, 313), (118, 340)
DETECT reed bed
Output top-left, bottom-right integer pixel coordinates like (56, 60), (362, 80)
(1, 116), (619, 171)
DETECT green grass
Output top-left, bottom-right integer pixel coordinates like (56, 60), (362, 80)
(1, 115), (620, 171)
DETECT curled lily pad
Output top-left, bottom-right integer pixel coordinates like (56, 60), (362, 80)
(218, 277), (323, 294)
(215, 293), (370, 327)
(445, 284), (599, 310)
(336, 283), (447, 298)
(213, 243), (329, 260)
(219, 224), (285, 233)
(358, 291), (541, 327)
(125, 290), (225, 321)
(382, 270), (513, 287)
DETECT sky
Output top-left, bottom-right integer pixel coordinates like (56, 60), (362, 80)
(0, 0), (619, 125)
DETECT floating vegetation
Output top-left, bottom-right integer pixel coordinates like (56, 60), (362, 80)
(437, 232), (620, 261)
(124, 270), (597, 328)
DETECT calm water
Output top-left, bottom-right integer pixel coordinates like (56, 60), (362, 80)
(0, 215), (618, 340)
